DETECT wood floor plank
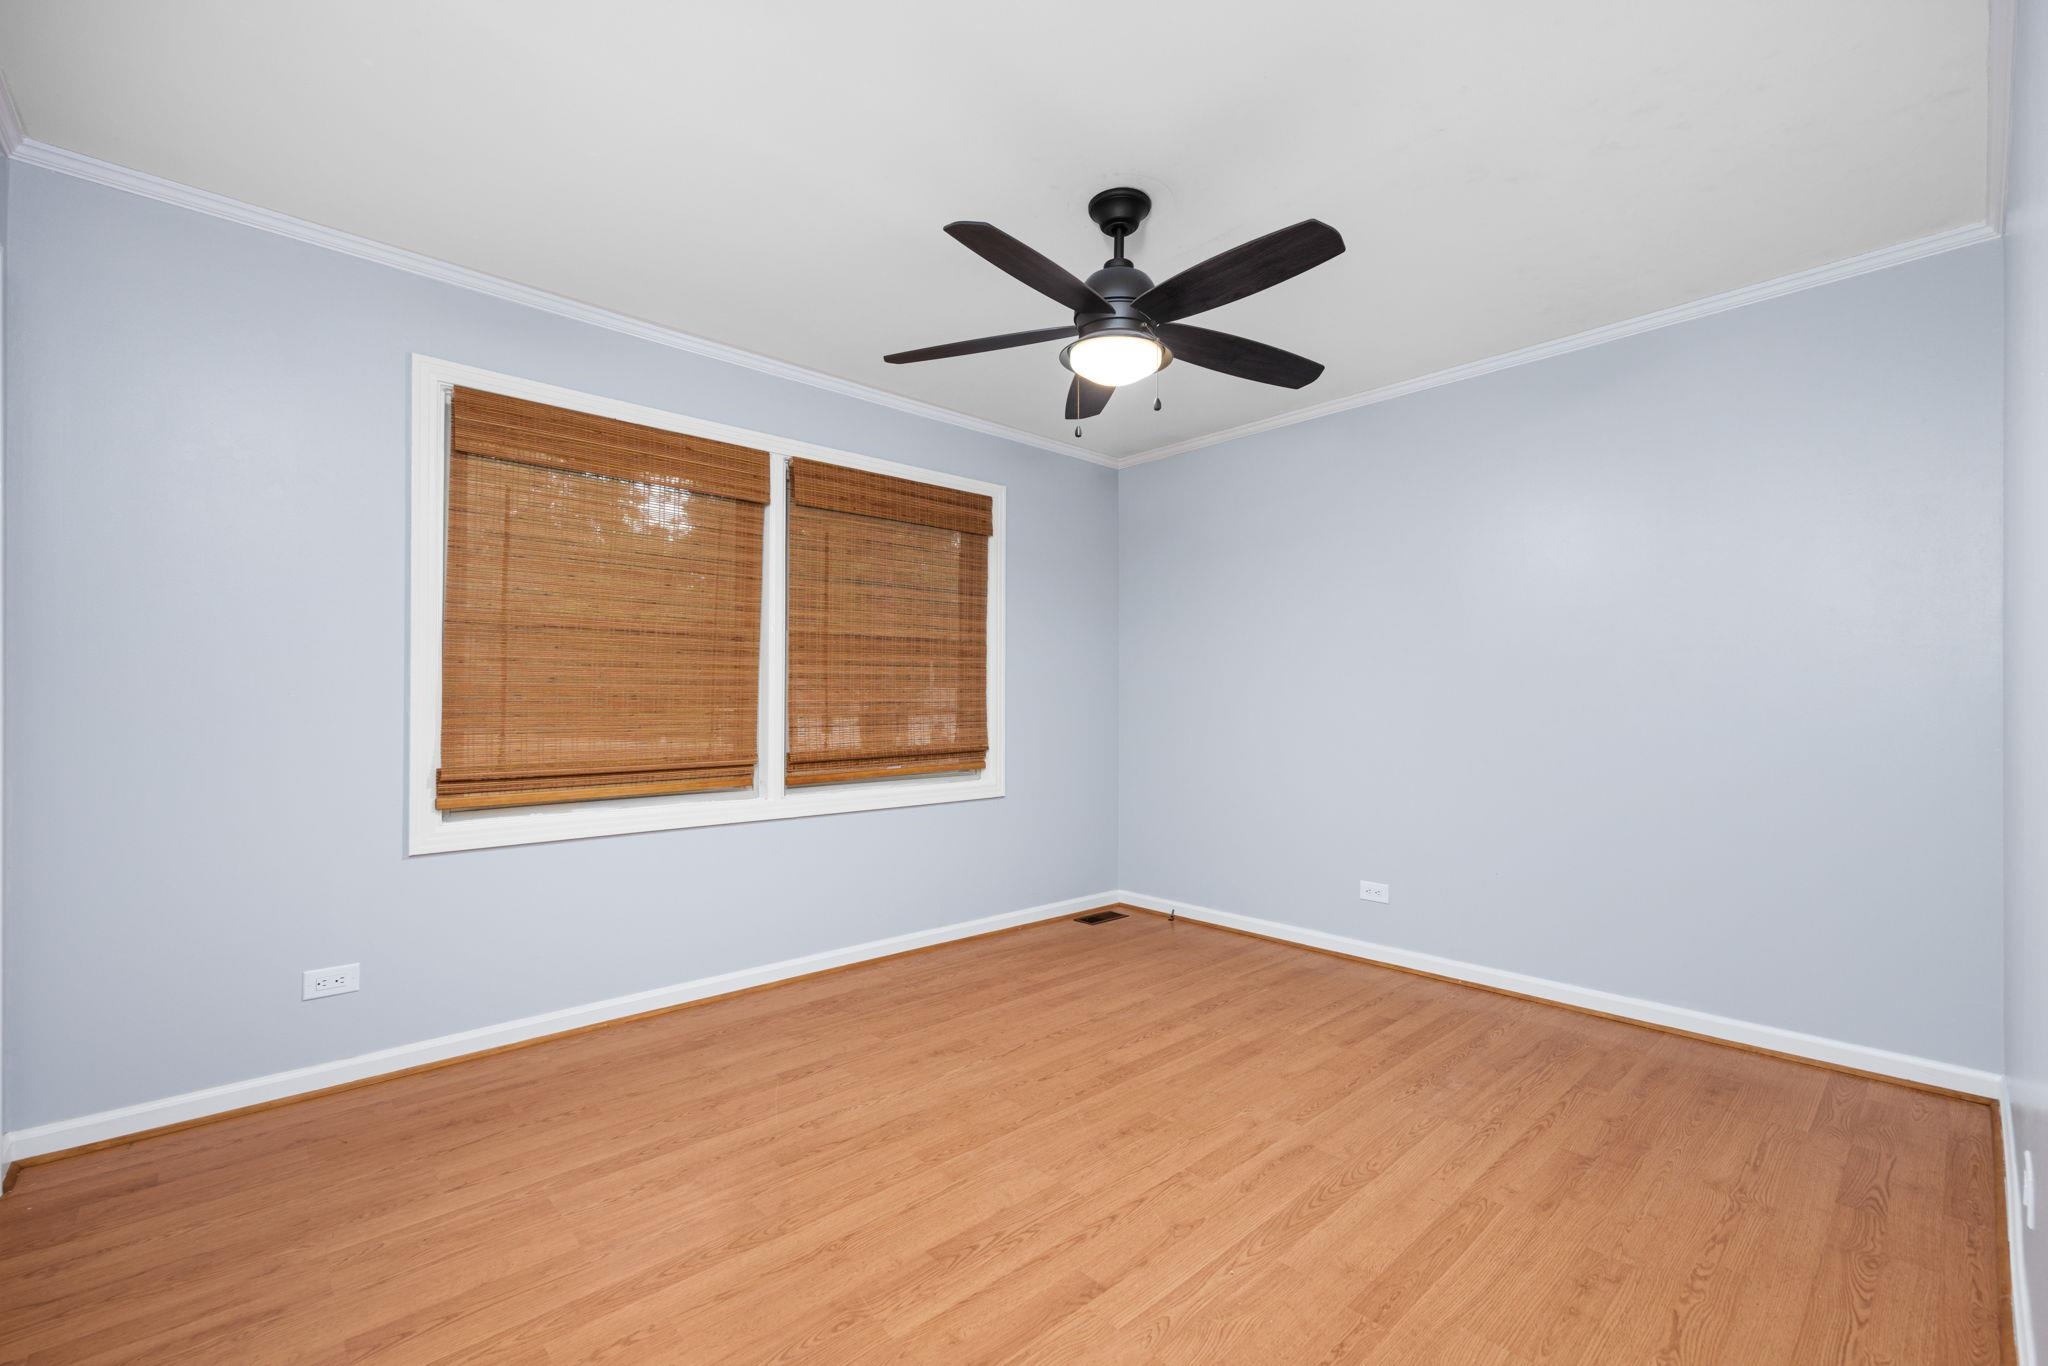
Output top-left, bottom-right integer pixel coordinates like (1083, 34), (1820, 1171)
(0, 912), (2014, 1364)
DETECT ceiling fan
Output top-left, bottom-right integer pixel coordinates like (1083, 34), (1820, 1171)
(884, 188), (1345, 430)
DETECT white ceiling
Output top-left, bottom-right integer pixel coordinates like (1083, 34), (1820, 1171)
(0, 0), (1996, 462)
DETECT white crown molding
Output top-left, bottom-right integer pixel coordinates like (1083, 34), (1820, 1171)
(0, 74), (2006, 473)
(0, 134), (1113, 468)
(1112, 220), (2002, 468)
(1113, 889), (2003, 1097)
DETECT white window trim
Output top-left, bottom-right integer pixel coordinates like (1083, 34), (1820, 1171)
(406, 355), (1005, 855)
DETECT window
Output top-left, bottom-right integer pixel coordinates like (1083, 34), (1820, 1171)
(438, 387), (770, 810)
(786, 459), (992, 786)
(408, 357), (1004, 853)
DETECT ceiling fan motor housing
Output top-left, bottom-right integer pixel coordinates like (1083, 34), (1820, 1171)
(1066, 261), (1171, 373)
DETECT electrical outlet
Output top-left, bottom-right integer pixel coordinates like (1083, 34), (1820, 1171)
(1359, 881), (1390, 904)
(303, 963), (360, 1000)
(2026, 1151), (2036, 1231)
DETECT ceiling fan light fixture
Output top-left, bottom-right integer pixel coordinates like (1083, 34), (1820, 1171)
(885, 190), (1343, 420)
(1063, 332), (1165, 387)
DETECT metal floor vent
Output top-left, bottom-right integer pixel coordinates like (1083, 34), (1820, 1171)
(1074, 910), (1128, 925)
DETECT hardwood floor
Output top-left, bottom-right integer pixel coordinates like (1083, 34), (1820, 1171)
(0, 910), (2015, 1363)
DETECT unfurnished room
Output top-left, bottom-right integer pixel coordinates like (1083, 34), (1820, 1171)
(0, 1), (2045, 1361)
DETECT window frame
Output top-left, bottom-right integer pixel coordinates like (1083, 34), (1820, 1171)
(406, 355), (1005, 855)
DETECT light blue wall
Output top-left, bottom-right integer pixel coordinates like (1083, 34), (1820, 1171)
(0, 165), (1119, 1129)
(1120, 241), (2006, 1070)
(0, 147), (2014, 1135)
(2006, 0), (2048, 1348)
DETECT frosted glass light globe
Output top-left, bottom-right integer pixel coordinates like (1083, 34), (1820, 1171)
(1068, 333), (1164, 387)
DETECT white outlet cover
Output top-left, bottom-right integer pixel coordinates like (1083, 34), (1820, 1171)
(1359, 881), (1390, 904)
(303, 963), (361, 1000)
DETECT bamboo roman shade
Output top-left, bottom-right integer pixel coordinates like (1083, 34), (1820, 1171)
(437, 387), (770, 811)
(787, 459), (993, 786)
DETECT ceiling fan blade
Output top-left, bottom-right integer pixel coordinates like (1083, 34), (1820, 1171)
(1157, 323), (1325, 388)
(1136, 220), (1345, 324)
(884, 325), (1077, 364)
(946, 222), (1108, 314)
(1065, 376), (1113, 421)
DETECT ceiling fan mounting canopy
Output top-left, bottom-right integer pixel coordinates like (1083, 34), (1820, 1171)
(883, 185), (1344, 427)
(1087, 186), (1154, 241)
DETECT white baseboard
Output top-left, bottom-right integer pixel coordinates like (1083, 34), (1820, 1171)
(1, 891), (1116, 1165)
(1112, 889), (2001, 1098)
(4, 886), (2001, 1169)
(2006, 1084), (2042, 1366)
